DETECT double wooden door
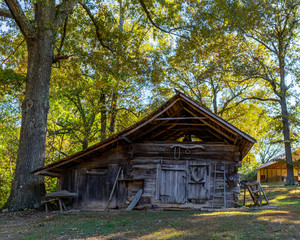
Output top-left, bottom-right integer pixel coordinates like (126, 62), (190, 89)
(158, 160), (210, 204)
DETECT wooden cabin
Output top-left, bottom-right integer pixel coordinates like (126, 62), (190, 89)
(257, 149), (300, 183)
(32, 91), (256, 210)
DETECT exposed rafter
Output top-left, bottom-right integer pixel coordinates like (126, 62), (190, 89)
(131, 104), (184, 141)
(183, 106), (235, 143)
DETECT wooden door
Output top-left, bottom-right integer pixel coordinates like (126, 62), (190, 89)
(86, 174), (106, 206)
(187, 160), (210, 203)
(160, 166), (186, 204)
(85, 168), (108, 208)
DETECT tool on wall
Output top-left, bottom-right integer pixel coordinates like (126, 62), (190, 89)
(170, 144), (205, 160)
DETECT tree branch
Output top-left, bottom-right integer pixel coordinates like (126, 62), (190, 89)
(1, 38), (25, 65)
(4, 0), (36, 39)
(53, 55), (69, 63)
(79, 2), (115, 53)
(58, 17), (68, 57)
(53, 17), (69, 63)
(138, 0), (189, 40)
(50, 146), (69, 157)
(218, 84), (250, 116)
(251, 56), (281, 96)
(241, 40), (281, 96)
(237, 96), (279, 105)
(0, 8), (13, 18)
(55, 0), (79, 31)
(247, 32), (277, 54)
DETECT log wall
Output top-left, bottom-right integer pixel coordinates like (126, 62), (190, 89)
(129, 143), (240, 208)
(59, 142), (241, 210)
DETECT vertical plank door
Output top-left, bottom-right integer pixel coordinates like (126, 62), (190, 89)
(187, 160), (210, 203)
(160, 166), (186, 204)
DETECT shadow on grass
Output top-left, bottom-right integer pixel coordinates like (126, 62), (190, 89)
(1, 184), (299, 240)
(7, 208), (298, 240)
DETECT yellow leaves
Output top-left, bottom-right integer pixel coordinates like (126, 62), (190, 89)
(95, 80), (103, 89)
(223, 19), (229, 27)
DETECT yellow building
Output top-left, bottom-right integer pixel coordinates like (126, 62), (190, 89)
(257, 149), (300, 183)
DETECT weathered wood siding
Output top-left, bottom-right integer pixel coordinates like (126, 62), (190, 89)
(60, 142), (241, 210)
(60, 146), (128, 210)
(129, 142), (240, 208)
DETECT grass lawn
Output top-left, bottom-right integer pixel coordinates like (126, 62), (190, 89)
(0, 184), (299, 240)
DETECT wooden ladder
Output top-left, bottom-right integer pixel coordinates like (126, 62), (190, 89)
(212, 163), (226, 209)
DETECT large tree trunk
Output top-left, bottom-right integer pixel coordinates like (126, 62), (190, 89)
(278, 48), (294, 185)
(280, 96), (294, 185)
(5, 32), (55, 210)
(2, 0), (78, 211)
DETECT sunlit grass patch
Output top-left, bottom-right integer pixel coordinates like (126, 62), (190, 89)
(272, 195), (300, 205)
(74, 231), (133, 240)
(195, 211), (250, 217)
(257, 215), (300, 224)
(256, 210), (290, 215)
(267, 187), (300, 211)
(287, 189), (300, 195)
(137, 228), (186, 240)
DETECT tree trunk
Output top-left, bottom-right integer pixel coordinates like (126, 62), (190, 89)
(109, 91), (118, 134)
(210, 79), (218, 115)
(278, 48), (294, 185)
(279, 96), (294, 185)
(100, 90), (107, 141)
(5, 33), (55, 210)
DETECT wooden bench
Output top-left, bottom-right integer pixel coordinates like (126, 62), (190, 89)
(41, 190), (77, 213)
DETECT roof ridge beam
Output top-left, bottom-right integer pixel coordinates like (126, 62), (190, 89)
(155, 117), (206, 120)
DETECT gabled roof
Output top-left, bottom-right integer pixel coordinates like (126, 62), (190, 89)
(256, 161), (278, 170)
(256, 159), (300, 170)
(32, 91), (256, 176)
(257, 148), (300, 170)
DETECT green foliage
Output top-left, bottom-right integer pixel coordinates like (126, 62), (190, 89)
(0, 96), (21, 208)
(0, 67), (25, 97)
(239, 154), (261, 180)
(0, 170), (13, 208)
